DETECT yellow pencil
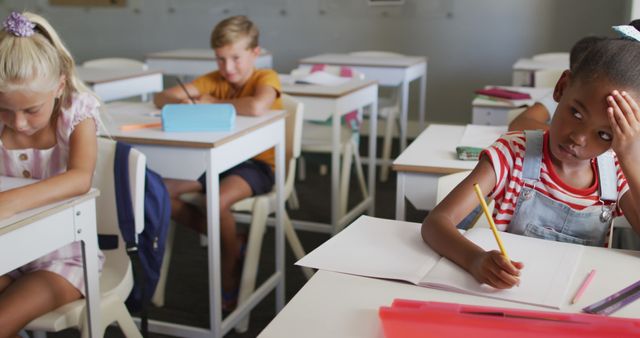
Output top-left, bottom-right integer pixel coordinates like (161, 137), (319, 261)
(473, 183), (510, 261)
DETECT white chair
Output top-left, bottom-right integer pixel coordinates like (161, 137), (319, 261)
(82, 58), (150, 101)
(533, 69), (564, 88)
(349, 51), (403, 182)
(26, 138), (145, 338)
(436, 171), (492, 229)
(531, 52), (569, 62)
(293, 65), (369, 219)
(152, 94), (312, 332)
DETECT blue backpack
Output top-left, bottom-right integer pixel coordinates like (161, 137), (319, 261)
(108, 142), (171, 337)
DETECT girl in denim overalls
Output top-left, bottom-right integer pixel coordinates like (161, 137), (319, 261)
(421, 37), (640, 290)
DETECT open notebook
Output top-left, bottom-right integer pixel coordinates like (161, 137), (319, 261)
(297, 216), (584, 309)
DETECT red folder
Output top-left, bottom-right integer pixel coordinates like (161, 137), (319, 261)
(475, 88), (531, 100)
(379, 299), (640, 338)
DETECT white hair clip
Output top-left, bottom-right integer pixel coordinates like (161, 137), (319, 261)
(612, 25), (640, 42)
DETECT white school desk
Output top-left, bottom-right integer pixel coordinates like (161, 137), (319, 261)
(280, 78), (378, 234)
(472, 86), (553, 125)
(259, 240), (640, 338)
(102, 102), (286, 338)
(77, 66), (163, 102)
(512, 57), (568, 87)
(0, 186), (101, 337)
(393, 124), (479, 220)
(145, 48), (273, 78)
(299, 53), (428, 153)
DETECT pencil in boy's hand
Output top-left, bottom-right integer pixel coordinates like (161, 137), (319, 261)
(176, 77), (196, 104)
(473, 183), (510, 261)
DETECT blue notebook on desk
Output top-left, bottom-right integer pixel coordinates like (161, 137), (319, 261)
(161, 104), (236, 132)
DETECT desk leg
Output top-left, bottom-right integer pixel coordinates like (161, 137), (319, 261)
(274, 122), (286, 312)
(205, 150), (223, 338)
(331, 113), (341, 234)
(396, 173), (406, 221)
(75, 200), (101, 338)
(419, 66), (427, 131)
(400, 80), (409, 152)
(368, 97), (378, 216)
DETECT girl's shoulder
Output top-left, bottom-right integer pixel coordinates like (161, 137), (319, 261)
(58, 92), (100, 133)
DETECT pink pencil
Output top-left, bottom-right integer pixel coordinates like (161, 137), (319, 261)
(571, 269), (596, 304)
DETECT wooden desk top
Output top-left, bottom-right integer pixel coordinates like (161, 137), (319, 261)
(392, 124), (477, 174)
(300, 53), (427, 68)
(281, 78), (377, 98)
(77, 67), (161, 84)
(145, 48), (272, 61)
(102, 102), (286, 148)
(0, 188), (99, 235)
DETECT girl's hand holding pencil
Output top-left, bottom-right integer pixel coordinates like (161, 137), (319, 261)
(468, 183), (524, 289)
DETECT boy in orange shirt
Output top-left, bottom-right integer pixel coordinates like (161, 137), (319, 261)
(154, 15), (282, 311)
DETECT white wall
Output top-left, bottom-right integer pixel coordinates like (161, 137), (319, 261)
(0, 0), (628, 124)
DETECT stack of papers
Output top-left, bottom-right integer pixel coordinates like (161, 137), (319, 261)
(456, 124), (506, 160)
(293, 71), (350, 86)
(297, 216), (583, 309)
(161, 103), (236, 132)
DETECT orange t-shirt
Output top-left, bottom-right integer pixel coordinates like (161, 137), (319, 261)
(192, 69), (282, 169)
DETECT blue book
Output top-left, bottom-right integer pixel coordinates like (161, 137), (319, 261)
(161, 104), (236, 132)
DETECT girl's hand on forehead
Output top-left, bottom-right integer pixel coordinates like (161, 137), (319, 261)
(607, 90), (640, 160)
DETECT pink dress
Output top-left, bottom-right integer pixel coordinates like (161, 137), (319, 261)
(3, 92), (105, 296)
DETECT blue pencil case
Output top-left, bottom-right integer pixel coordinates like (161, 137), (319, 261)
(161, 104), (236, 132)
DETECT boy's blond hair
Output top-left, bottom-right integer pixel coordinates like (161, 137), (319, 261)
(0, 12), (93, 110)
(210, 15), (259, 50)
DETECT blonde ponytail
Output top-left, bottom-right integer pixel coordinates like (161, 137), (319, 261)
(0, 12), (96, 109)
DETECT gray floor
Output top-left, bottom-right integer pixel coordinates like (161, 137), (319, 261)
(45, 138), (427, 338)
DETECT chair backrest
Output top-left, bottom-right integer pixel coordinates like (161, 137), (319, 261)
(94, 138), (146, 291)
(435, 170), (492, 229)
(281, 94), (304, 195)
(83, 57), (148, 71)
(533, 69), (564, 88)
(531, 52), (569, 62)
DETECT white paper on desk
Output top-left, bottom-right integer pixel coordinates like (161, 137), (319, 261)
(297, 215), (583, 309)
(294, 71), (350, 86)
(457, 124), (506, 148)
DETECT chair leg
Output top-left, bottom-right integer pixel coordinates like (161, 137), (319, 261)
(151, 221), (177, 307)
(339, 143), (353, 218)
(113, 302), (143, 338)
(297, 156), (306, 181)
(380, 111), (396, 182)
(235, 198), (270, 333)
(352, 141), (369, 199)
(287, 187), (300, 210)
(284, 212), (314, 279)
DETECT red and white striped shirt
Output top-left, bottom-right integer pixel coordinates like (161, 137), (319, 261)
(482, 131), (628, 231)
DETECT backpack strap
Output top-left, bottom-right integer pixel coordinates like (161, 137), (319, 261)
(114, 142), (150, 338)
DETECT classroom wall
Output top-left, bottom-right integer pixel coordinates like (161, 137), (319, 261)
(0, 0), (629, 125)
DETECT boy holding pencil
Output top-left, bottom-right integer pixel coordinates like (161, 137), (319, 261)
(153, 15), (282, 311)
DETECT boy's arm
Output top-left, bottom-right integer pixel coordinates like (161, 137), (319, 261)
(153, 83), (201, 108)
(0, 119), (97, 219)
(421, 157), (522, 288)
(201, 84), (279, 116)
(508, 102), (551, 131)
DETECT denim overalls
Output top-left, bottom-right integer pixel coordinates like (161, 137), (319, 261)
(460, 130), (618, 247)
